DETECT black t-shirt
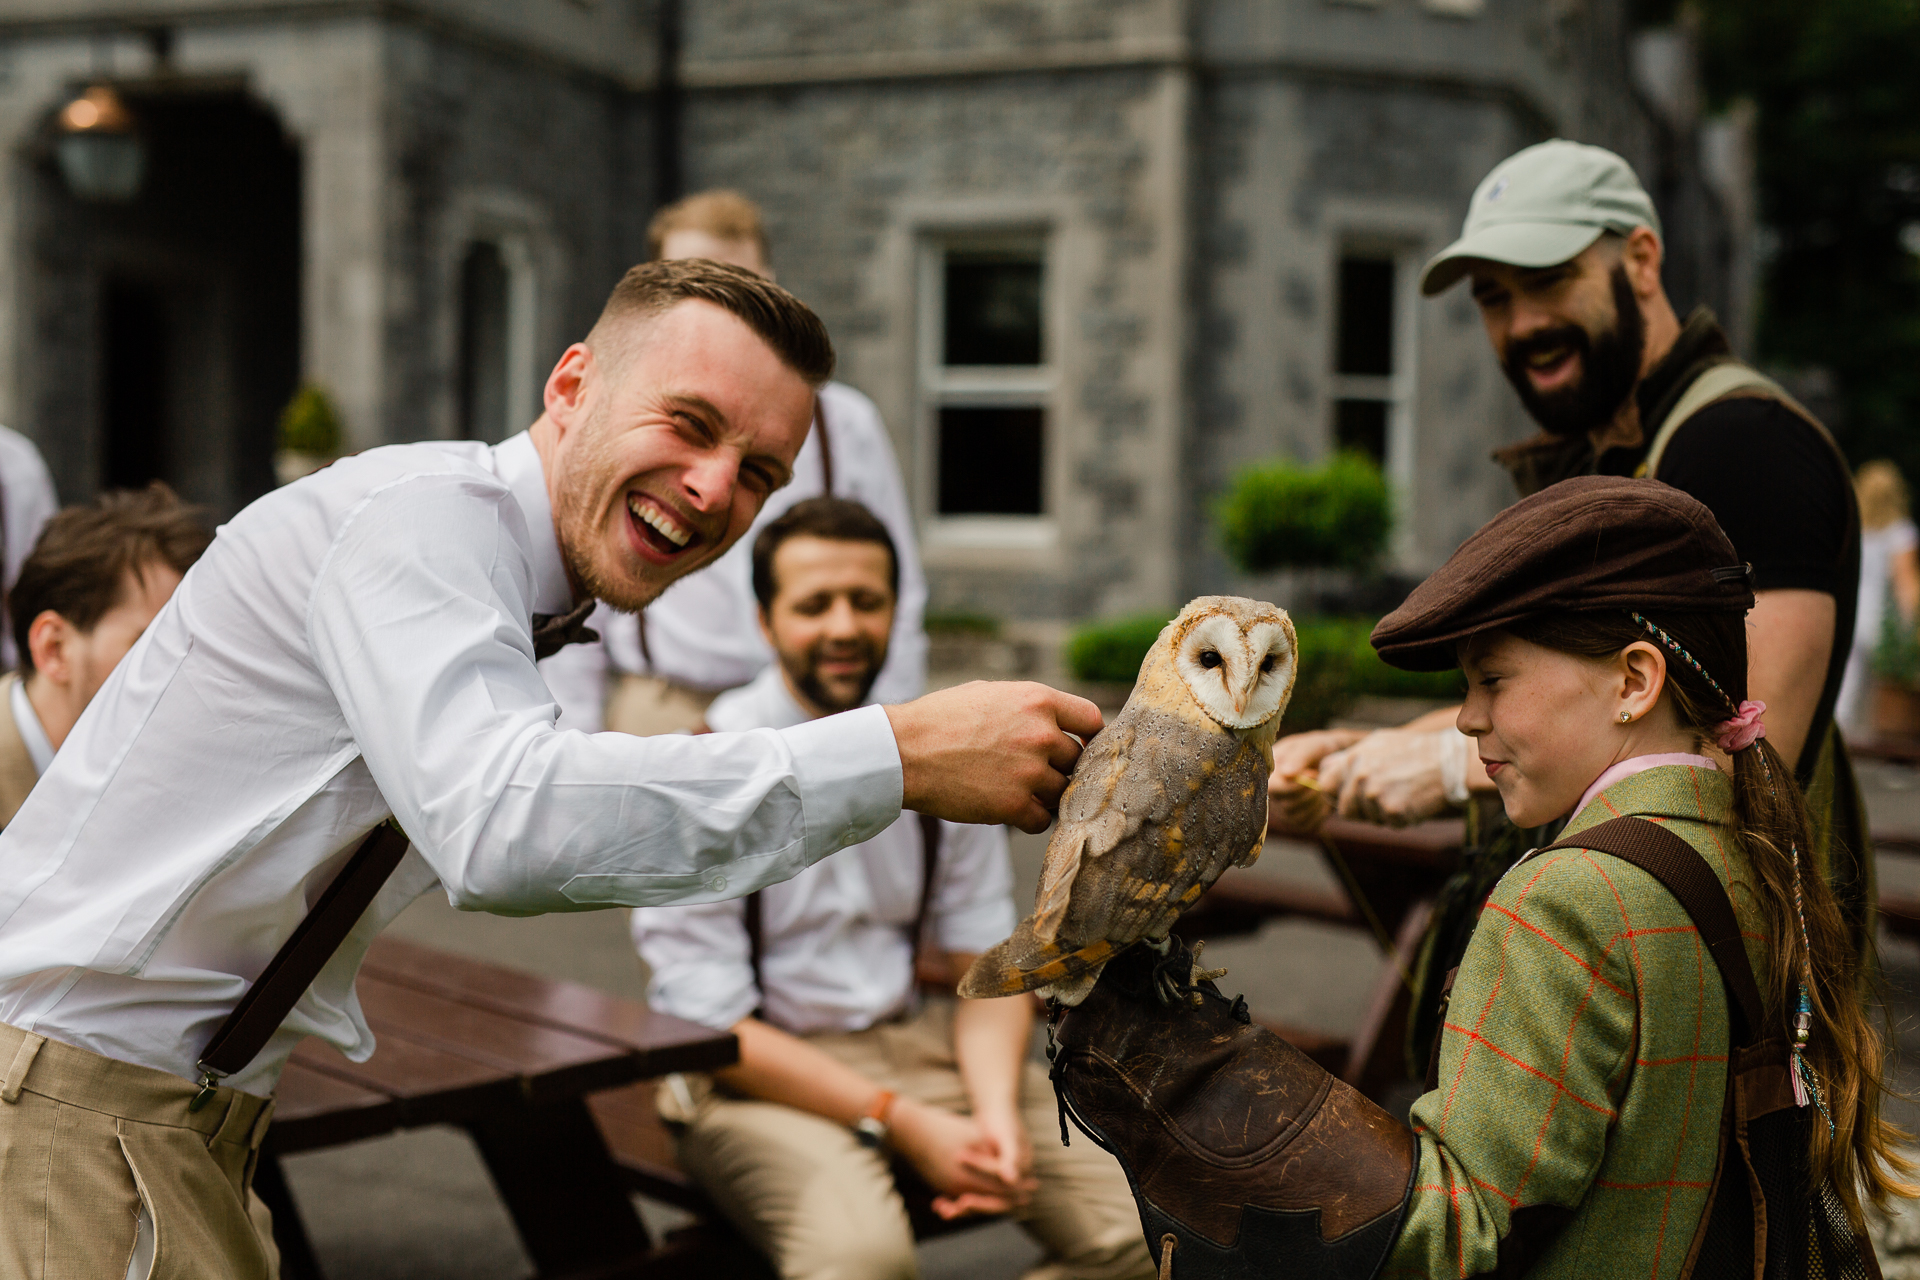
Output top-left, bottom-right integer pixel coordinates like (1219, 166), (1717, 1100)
(1596, 393), (1857, 777)
(1600, 397), (1853, 599)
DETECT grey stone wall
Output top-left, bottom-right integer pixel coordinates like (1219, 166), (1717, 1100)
(680, 68), (1185, 623)
(379, 23), (651, 444)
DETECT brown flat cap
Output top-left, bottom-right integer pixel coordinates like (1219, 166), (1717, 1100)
(1372, 476), (1754, 671)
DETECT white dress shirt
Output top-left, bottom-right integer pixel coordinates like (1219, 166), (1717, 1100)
(590, 381), (929, 709)
(0, 432), (903, 1095)
(8, 678), (52, 776)
(0, 425), (58, 670)
(634, 665), (1014, 1035)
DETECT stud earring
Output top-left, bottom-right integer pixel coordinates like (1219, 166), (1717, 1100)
(1619, 712), (1631, 723)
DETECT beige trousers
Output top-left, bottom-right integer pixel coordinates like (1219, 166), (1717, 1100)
(605, 672), (718, 737)
(0, 1023), (279, 1280)
(667, 1001), (1155, 1280)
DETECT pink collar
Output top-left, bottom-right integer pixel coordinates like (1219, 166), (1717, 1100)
(1572, 753), (1718, 820)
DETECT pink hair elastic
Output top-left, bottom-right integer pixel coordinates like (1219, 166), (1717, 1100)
(1716, 700), (1767, 753)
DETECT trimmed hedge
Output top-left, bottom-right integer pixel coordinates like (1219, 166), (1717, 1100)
(1065, 613), (1461, 730)
(1215, 452), (1393, 573)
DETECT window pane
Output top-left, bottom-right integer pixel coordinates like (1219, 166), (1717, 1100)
(459, 242), (510, 443)
(1336, 257), (1394, 376)
(938, 406), (1045, 515)
(1334, 398), (1389, 465)
(944, 251), (1043, 366)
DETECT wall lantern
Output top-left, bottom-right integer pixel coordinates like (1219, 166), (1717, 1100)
(56, 86), (145, 203)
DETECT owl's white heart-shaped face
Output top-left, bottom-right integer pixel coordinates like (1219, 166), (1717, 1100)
(1173, 612), (1296, 730)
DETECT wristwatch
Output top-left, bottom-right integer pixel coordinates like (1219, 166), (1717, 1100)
(853, 1089), (896, 1149)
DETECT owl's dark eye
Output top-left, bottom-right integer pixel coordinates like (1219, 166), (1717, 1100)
(1259, 655), (1277, 673)
(1199, 650), (1222, 670)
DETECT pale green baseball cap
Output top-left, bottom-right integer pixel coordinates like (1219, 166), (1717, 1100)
(1420, 139), (1662, 296)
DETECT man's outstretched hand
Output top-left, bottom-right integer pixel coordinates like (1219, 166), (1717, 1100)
(887, 681), (1103, 833)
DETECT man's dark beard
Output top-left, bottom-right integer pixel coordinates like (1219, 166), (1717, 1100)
(1501, 263), (1645, 438)
(784, 637), (885, 714)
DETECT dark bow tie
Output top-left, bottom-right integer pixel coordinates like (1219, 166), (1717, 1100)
(530, 598), (600, 660)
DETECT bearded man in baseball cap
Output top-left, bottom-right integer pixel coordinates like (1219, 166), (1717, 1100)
(1270, 139), (1869, 1071)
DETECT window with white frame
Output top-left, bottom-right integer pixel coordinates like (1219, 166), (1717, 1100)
(920, 236), (1052, 529)
(1331, 253), (1398, 465)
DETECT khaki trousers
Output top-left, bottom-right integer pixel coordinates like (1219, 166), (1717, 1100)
(605, 673), (718, 737)
(666, 1000), (1154, 1280)
(0, 1022), (279, 1280)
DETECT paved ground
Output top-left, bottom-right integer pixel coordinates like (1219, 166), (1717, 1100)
(279, 756), (1920, 1278)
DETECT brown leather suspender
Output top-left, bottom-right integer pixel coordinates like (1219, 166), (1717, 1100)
(191, 606), (595, 1108)
(191, 821), (412, 1108)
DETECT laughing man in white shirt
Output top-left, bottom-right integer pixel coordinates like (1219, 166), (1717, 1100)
(0, 260), (1101, 1277)
(543, 189), (930, 737)
(636, 498), (1152, 1280)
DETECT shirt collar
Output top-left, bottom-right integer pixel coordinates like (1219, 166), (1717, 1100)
(491, 432), (575, 616)
(10, 678), (54, 777)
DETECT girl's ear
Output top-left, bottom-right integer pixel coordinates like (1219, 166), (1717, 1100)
(1617, 640), (1667, 721)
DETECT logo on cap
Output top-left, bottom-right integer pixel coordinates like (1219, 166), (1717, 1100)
(1486, 176), (1510, 203)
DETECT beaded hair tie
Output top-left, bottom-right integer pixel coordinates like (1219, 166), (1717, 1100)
(1630, 612), (1830, 1131)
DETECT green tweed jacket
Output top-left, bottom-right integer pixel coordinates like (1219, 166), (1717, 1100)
(1383, 764), (1768, 1279)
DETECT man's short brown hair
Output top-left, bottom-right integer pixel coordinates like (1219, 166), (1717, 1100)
(11, 482), (212, 673)
(586, 258), (835, 387)
(646, 189), (768, 263)
(752, 497), (898, 612)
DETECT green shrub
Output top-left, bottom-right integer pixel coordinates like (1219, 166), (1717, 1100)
(278, 384), (343, 456)
(1215, 453), (1393, 573)
(1064, 612), (1462, 729)
(1873, 585), (1920, 687)
(1066, 613), (1169, 683)
(924, 609), (1002, 639)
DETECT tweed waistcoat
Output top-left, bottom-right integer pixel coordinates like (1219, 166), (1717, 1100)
(1384, 764), (1765, 1280)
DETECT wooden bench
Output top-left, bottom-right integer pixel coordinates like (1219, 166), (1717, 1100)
(264, 936), (757, 1280)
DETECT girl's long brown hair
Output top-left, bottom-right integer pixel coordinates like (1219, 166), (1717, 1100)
(1511, 610), (1912, 1220)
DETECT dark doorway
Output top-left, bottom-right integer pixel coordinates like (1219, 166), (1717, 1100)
(26, 85), (300, 515)
(459, 242), (511, 443)
(101, 276), (169, 490)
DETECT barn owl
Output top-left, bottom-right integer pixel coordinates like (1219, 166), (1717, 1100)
(960, 596), (1296, 1006)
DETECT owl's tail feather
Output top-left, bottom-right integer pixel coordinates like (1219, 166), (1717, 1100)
(958, 922), (1117, 1000)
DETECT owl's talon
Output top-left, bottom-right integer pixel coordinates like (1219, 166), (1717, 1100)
(1142, 936), (1173, 957)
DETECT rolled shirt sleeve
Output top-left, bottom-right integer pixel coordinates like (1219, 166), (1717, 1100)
(929, 821), (1017, 956)
(307, 473), (904, 914)
(633, 900), (761, 1032)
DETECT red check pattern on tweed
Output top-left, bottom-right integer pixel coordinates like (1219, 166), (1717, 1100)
(1383, 765), (1767, 1279)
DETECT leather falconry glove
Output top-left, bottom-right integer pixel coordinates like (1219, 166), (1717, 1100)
(1050, 939), (1415, 1280)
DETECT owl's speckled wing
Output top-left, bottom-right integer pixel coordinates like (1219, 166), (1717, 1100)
(1032, 698), (1270, 955)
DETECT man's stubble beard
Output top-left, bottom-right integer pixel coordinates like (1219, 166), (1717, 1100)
(1502, 263), (1646, 439)
(782, 635), (886, 716)
(550, 399), (701, 615)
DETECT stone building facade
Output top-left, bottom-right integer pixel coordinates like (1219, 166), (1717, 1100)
(0, 0), (1743, 624)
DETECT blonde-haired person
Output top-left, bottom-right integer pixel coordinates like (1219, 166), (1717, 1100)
(544, 189), (928, 738)
(1836, 460), (1920, 739)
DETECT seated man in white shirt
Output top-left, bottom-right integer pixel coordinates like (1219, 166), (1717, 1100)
(637, 498), (1152, 1280)
(0, 483), (207, 825)
(544, 189), (928, 735)
(0, 260), (1099, 1276)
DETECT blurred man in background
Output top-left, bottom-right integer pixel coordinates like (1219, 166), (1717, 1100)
(544, 190), (927, 735)
(0, 484), (208, 826)
(1269, 139), (1865, 1065)
(637, 498), (1150, 1280)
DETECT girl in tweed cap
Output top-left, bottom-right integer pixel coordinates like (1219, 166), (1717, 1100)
(1047, 477), (1907, 1280)
(1367, 476), (1910, 1277)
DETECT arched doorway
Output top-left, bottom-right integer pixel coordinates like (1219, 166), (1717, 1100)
(23, 83), (300, 516)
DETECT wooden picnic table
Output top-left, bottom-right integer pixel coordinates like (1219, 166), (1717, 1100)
(260, 936), (740, 1280)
